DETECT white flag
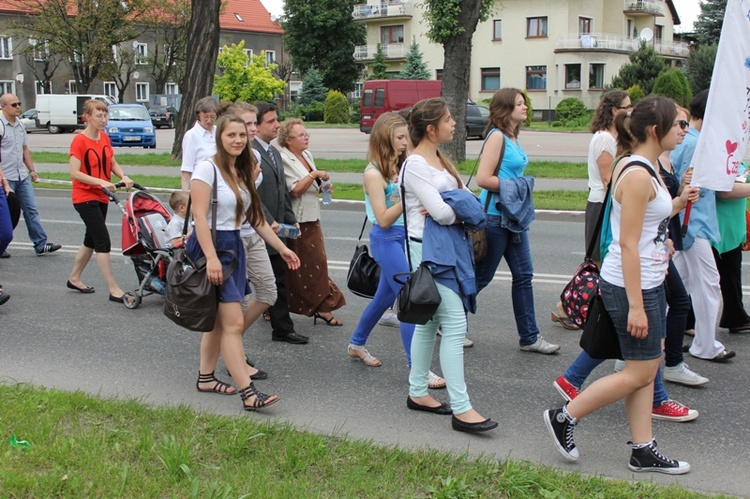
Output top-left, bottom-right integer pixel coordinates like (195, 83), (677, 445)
(691, 0), (750, 191)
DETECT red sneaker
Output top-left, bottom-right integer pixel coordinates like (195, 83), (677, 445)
(553, 376), (579, 402)
(652, 400), (699, 422)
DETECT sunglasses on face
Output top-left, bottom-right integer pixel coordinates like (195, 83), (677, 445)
(678, 120), (689, 130)
(8, 102), (21, 108)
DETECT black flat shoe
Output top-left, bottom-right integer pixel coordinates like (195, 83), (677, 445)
(67, 280), (95, 294)
(227, 368), (269, 381)
(272, 332), (309, 344)
(0, 291), (10, 306)
(407, 397), (452, 415)
(109, 294), (124, 303)
(451, 415), (498, 433)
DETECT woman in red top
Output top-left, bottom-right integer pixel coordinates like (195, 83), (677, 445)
(67, 100), (133, 301)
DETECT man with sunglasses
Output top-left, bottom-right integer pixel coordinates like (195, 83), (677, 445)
(0, 93), (61, 257)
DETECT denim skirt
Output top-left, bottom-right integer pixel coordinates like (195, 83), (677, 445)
(186, 229), (250, 303)
(599, 278), (666, 360)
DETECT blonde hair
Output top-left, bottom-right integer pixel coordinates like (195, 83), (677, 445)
(83, 99), (108, 116)
(368, 113), (407, 180)
(277, 117), (304, 148)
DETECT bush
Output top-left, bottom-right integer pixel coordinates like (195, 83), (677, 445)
(555, 98), (588, 125)
(627, 84), (646, 104)
(349, 102), (360, 124)
(522, 90), (533, 126)
(323, 90), (350, 124)
(652, 68), (693, 107)
(302, 101), (325, 122)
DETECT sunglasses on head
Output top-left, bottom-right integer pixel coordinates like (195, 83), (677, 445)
(678, 120), (689, 130)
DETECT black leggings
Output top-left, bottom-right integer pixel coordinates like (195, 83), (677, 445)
(74, 201), (111, 253)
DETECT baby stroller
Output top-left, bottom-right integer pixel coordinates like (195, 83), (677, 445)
(104, 183), (174, 309)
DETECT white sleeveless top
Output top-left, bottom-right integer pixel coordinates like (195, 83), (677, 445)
(600, 156), (672, 289)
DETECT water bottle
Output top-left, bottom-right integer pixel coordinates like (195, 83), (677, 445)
(277, 223), (300, 239)
(321, 180), (332, 206)
(146, 276), (167, 295)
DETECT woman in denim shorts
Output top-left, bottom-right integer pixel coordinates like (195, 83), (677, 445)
(543, 96), (699, 475)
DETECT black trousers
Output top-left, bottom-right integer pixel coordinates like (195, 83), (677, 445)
(713, 245), (750, 329)
(268, 252), (296, 336)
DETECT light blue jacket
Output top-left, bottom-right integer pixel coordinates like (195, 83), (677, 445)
(496, 176), (535, 233)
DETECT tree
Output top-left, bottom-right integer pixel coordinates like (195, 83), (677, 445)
(99, 45), (138, 103)
(368, 44), (388, 80)
(142, 0), (190, 95)
(686, 43), (718, 94)
(652, 68), (692, 108)
(281, 0), (365, 92)
(171, 0), (221, 159)
(213, 42), (286, 103)
(607, 41), (666, 95)
(627, 84), (646, 105)
(273, 60), (295, 111)
(694, 0), (726, 45)
(297, 69), (328, 106)
(396, 38), (430, 80)
(12, 0), (147, 93)
(422, 0), (494, 162)
(324, 90), (349, 124)
(16, 39), (63, 94)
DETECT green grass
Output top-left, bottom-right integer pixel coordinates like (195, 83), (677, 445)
(0, 383), (714, 498)
(32, 152), (181, 167)
(37, 172), (181, 190)
(527, 122), (591, 133)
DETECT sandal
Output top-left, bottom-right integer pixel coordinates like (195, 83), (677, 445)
(348, 344), (382, 367)
(314, 312), (343, 327)
(551, 311), (579, 331)
(196, 371), (236, 395)
(428, 371), (446, 389)
(239, 382), (279, 411)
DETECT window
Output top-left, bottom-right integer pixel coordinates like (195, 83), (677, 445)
(0, 36), (12, 59)
(527, 17), (548, 38)
(135, 42), (148, 65)
(526, 65), (546, 90)
(165, 82), (179, 95)
(481, 67), (501, 91)
(352, 82), (363, 99)
(73, 50), (84, 64)
(492, 19), (502, 40)
(136, 82), (149, 102)
(265, 50), (276, 67)
(68, 80), (78, 94)
(578, 17), (592, 35)
(164, 45), (176, 66)
(374, 88), (385, 107)
(435, 69), (443, 80)
(0, 81), (15, 94)
(30, 38), (49, 61)
(564, 64), (581, 90)
(380, 25), (404, 44)
(244, 48), (253, 66)
(655, 25), (663, 41)
(35, 80), (51, 95)
(104, 82), (118, 99)
(362, 88), (373, 107)
(589, 63), (605, 89)
(627, 20), (635, 38)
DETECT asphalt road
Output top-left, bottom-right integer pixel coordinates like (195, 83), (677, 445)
(1, 193), (749, 497)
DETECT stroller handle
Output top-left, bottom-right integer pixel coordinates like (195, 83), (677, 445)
(101, 182), (146, 199)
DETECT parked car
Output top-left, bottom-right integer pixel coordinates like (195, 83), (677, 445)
(106, 104), (156, 149)
(149, 105), (178, 129)
(36, 94), (117, 134)
(466, 103), (490, 139)
(20, 109), (44, 132)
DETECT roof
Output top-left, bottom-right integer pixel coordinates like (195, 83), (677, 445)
(0, 0), (283, 34)
(665, 0), (681, 25)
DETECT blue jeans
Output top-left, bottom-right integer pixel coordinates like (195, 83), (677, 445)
(664, 259), (689, 367)
(349, 225), (414, 365)
(0, 189), (13, 254)
(7, 177), (47, 252)
(475, 215), (539, 346)
(564, 350), (669, 407)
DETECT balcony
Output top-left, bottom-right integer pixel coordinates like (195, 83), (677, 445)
(556, 33), (689, 58)
(353, 43), (407, 61)
(623, 0), (664, 16)
(353, 1), (412, 20)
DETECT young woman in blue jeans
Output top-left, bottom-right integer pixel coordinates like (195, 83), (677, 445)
(474, 88), (559, 354)
(347, 113), (446, 388)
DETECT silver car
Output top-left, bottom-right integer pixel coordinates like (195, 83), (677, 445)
(20, 109), (44, 132)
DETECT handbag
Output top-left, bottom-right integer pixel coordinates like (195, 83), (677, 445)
(347, 215), (381, 298)
(163, 167), (235, 332)
(466, 129), (506, 263)
(579, 294), (620, 359)
(393, 163), (441, 325)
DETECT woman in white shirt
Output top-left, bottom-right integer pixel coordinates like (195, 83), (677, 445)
(401, 97), (497, 434)
(180, 97), (219, 191)
(191, 114), (298, 412)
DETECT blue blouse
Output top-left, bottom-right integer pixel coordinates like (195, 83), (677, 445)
(478, 130), (529, 217)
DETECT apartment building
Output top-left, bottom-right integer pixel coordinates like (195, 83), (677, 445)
(353, 0), (687, 114)
(0, 0), (283, 110)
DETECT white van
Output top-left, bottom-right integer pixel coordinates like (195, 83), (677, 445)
(36, 94), (117, 134)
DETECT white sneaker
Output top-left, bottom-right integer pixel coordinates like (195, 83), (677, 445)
(436, 326), (474, 348)
(378, 312), (400, 328)
(520, 336), (560, 354)
(614, 359), (626, 372)
(663, 362), (709, 386)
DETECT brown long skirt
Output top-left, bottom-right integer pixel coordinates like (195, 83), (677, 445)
(286, 220), (346, 316)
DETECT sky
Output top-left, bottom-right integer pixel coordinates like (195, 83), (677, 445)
(259, 0), (703, 32)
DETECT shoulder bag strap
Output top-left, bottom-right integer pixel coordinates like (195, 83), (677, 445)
(465, 129), (506, 213)
(357, 215), (368, 243)
(401, 163), (413, 272)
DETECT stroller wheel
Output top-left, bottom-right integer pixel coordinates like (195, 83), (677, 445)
(123, 292), (141, 309)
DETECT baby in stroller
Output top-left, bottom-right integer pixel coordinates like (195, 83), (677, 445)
(165, 191), (191, 247)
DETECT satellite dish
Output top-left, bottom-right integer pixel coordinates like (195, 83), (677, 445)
(640, 28), (653, 42)
(132, 40), (140, 49)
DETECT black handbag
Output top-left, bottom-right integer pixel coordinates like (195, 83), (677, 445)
(347, 216), (381, 298)
(579, 294), (620, 359)
(393, 163), (441, 325)
(163, 168), (235, 332)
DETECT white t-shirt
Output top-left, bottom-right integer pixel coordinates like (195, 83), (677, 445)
(166, 214), (185, 240)
(191, 160), (250, 231)
(400, 154), (458, 239)
(587, 130), (617, 203)
(181, 122), (217, 174)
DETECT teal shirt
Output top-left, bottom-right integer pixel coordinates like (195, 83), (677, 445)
(478, 130), (529, 216)
(364, 164), (404, 227)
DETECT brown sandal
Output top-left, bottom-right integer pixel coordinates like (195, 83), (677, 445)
(239, 382), (279, 411)
(196, 371), (236, 395)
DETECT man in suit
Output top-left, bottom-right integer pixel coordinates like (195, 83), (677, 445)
(252, 102), (309, 345)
